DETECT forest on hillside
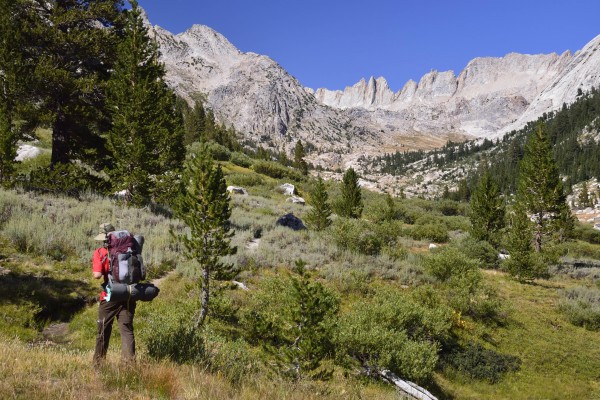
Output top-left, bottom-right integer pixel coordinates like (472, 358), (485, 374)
(370, 87), (600, 195)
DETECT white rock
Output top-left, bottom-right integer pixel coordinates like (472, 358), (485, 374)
(428, 243), (438, 250)
(232, 280), (249, 291)
(227, 185), (248, 195)
(277, 183), (295, 196)
(286, 196), (305, 205)
(15, 144), (42, 161)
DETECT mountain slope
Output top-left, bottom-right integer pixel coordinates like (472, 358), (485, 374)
(147, 12), (600, 168)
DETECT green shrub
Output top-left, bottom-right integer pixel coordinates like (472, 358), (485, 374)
(559, 286), (600, 331)
(230, 152), (253, 168)
(207, 142), (232, 161)
(443, 342), (521, 383)
(251, 160), (302, 181)
(334, 288), (452, 382)
(424, 247), (502, 320)
(141, 298), (206, 364)
(458, 236), (499, 268)
(331, 219), (382, 256)
(409, 224), (449, 243)
(562, 240), (600, 260)
(22, 162), (109, 198)
(438, 200), (461, 216)
(573, 224), (600, 245)
(226, 173), (264, 188)
(241, 263), (339, 380)
(424, 247), (479, 282)
(204, 330), (262, 384)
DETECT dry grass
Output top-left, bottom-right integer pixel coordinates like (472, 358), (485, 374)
(0, 339), (398, 400)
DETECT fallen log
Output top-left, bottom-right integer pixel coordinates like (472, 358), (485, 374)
(378, 370), (437, 400)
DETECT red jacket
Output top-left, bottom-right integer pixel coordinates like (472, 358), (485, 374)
(92, 247), (110, 301)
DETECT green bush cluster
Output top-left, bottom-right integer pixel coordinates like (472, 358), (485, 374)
(251, 160), (303, 181)
(573, 222), (600, 245)
(424, 247), (502, 320)
(141, 296), (206, 364)
(334, 288), (452, 382)
(21, 162), (110, 198)
(408, 223), (450, 243)
(230, 151), (253, 168)
(559, 286), (600, 331)
(443, 342), (521, 383)
(241, 264), (339, 380)
(331, 219), (382, 255)
(456, 236), (499, 268)
(226, 173), (264, 188)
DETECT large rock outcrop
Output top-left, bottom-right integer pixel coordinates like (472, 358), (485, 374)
(145, 10), (600, 168)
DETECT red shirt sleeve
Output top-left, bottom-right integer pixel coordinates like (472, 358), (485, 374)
(92, 247), (109, 274)
(92, 247), (109, 301)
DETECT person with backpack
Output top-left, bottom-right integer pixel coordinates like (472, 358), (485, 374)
(91, 222), (137, 365)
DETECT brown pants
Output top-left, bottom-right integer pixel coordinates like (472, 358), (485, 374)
(93, 299), (136, 364)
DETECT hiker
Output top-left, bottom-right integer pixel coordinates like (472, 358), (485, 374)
(92, 222), (136, 364)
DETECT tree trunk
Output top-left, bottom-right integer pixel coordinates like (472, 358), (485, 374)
(195, 264), (210, 329)
(51, 110), (71, 166)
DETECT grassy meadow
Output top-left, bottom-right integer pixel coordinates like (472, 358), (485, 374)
(1, 161), (600, 399)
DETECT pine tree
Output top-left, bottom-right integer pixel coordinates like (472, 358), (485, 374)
(505, 205), (545, 281)
(336, 168), (363, 219)
(23, 0), (125, 166)
(305, 177), (332, 231)
(382, 193), (398, 221)
(183, 100), (206, 146)
(516, 123), (572, 253)
(294, 140), (308, 175)
(0, 0), (24, 186)
(106, 0), (184, 205)
(578, 181), (593, 209)
(174, 145), (237, 328)
(470, 168), (505, 247)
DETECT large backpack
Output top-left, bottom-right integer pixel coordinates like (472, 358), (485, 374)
(107, 230), (146, 284)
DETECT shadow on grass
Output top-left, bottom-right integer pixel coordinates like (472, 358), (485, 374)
(0, 269), (97, 324)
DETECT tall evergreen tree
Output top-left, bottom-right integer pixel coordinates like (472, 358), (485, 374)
(336, 168), (363, 219)
(578, 181), (593, 209)
(305, 177), (332, 231)
(183, 100), (206, 146)
(470, 167), (505, 247)
(23, 0), (125, 166)
(515, 123), (573, 253)
(504, 205), (546, 281)
(294, 140), (308, 175)
(106, 0), (184, 205)
(174, 145), (237, 328)
(0, 0), (25, 186)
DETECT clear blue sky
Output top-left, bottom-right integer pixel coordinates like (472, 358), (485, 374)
(138, 0), (600, 92)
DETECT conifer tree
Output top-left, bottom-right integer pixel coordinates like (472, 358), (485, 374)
(578, 181), (593, 209)
(0, 0), (24, 186)
(516, 123), (572, 253)
(305, 177), (332, 231)
(294, 140), (308, 175)
(183, 100), (205, 146)
(336, 168), (363, 219)
(470, 167), (505, 247)
(504, 205), (545, 281)
(23, 0), (125, 166)
(382, 193), (398, 221)
(174, 145), (237, 328)
(106, 0), (184, 205)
